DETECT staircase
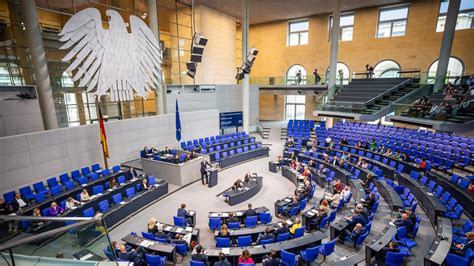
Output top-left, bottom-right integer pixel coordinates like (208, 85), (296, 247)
(261, 126), (270, 139)
(280, 128), (287, 140)
(361, 82), (421, 115)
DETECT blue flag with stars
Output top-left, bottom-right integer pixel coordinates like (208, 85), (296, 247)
(175, 99), (182, 142)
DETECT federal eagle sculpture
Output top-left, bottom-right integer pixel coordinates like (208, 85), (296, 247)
(59, 8), (162, 101)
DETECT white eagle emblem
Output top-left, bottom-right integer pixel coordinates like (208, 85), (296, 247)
(59, 8), (162, 101)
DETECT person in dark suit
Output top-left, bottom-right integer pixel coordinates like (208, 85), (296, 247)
(0, 199), (10, 215)
(362, 174), (374, 193)
(214, 252), (231, 266)
(450, 232), (474, 256)
(11, 193), (28, 212)
(147, 218), (158, 234)
(356, 204), (369, 220)
(191, 245), (208, 264)
(310, 206), (329, 231)
(274, 221), (289, 236)
(243, 203), (256, 218)
(232, 179), (243, 190)
(377, 241), (400, 261)
(130, 167), (139, 179)
(106, 241), (121, 257)
(200, 159), (212, 185)
(393, 213), (414, 233)
(279, 197), (300, 216)
(118, 245), (143, 261)
(177, 203), (193, 226)
(226, 212), (240, 224)
(303, 181), (312, 199)
(338, 223), (365, 244)
(155, 223), (170, 241)
(363, 192), (376, 210)
(164, 146), (172, 154)
(346, 209), (367, 231)
(262, 249), (281, 266)
(173, 155), (180, 164)
(257, 227), (274, 244)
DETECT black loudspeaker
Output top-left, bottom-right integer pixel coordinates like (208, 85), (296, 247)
(192, 46), (204, 54)
(191, 54), (202, 63)
(186, 62), (196, 71)
(236, 48), (259, 80)
(250, 48), (258, 56)
(187, 70), (196, 78)
(194, 34), (208, 46)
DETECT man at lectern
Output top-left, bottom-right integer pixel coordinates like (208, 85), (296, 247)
(200, 158), (212, 185)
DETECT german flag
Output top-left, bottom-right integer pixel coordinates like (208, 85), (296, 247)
(99, 108), (109, 158)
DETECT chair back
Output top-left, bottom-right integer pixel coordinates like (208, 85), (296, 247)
(216, 237), (230, 248)
(146, 254), (166, 266)
(300, 246), (318, 262)
(245, 215), (258, 227)
(329, 209), (337, 222)
(99, 200), (109, 212)
(294, 226), (305, 238)
(103, 248), (115, 261)
(259, 212), (271, 224)
(209, 217), (222, 230)
(237, 235), (252, 247)
(280, 250), (297, 266)
(260, 238), (274, 245)
(277, 232), (290, 242)
(83, 207), (94, 217)
(173, 243), (188, 255)
(173, 216), (185, 227)
(321, 239), (337, 256)
(190, 260), (205, 266)
(228, 221), (240, 229)
(355, 231), (369, 247)
(319, 216), (329, 229)
(386, 252), (404, 266)
(300, 198), (307, 210)
(142, 231), (155, 240)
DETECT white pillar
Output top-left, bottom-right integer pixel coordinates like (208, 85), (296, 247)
(148, 0), (165, 115)
(242, 0), (250, 132)
(327, 0), (340, 99)
(21, 0), (58, 129)
(434, 0), (460, 93)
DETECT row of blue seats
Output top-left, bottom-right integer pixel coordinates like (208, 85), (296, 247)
(3, 164), (121, 205)
(215, 228), (305, 248)
(181, 132), (249, 150)
(182, 137), (254, 152)
(213, 143), (262, 161)
(209, 212), (271, 230)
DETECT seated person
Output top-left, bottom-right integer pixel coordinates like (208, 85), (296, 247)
(142, 146), (149, 156)
(360, 160), (368, 169)
(416, 158), (427, 172)
(173, 155), (180, 164)
(468, 182), (474, 193)
(31, 208), (44, 228)
(290, 159), (297, 170)
(399, 152), (410, 162)
(155, 223), (171, 241)
(383, 149), (392, 156)
(191, 245), (208, 264)
(177, 203), (193, 226)
(257, 227), (274, 244)
(340, 138), (349, 145)
(238, 249), (254, 265)
(163, 146), (171, 154)
(107, 241), (121, 257)
(392, 213), (414, 234)
(189, 151), (197, 160)
(307, 159), (316, 168)
(244, 172), (252, 183)
(172, 233), (192, 248)
(333, 179), (344, 193)
(80, 189), (91, 202)
(337, 223), (365, 244)
(294, 189), (305, 202)
(345, 209), (367, 231)
(289, 218), (302, 234)
(275, 156), (283, 167)
(399, 208), (416, 225)
(303, 181), (313, 199)
(274, 221), (289, 236)
(65, 196), (82, 210)
(141, 178), (150, 190)
(328, 190), (342, 208)
(362, 174), (374, 193)
(226, 212), (240, 225)
(11, 193), (28, 212)
(279, 197), (300, 216)
(48, 202), (64, 216)
(295, 162), (303, 173)
(217, 224), (231, 238)
(244, 203), (256, 218)
(118, 244), (144, 262)
(450, 232), (474, 256)
(363, 192), (376, 210)
(376, 241), (400, 262)
(109, 177), (119, 189)
(310, 201), (330, 230)
(301, 166), (311, 178)
(147, 217), (158, 234)
(232, 179), (243, 190)
(130, 167), (139, 179)
(215, 252), (231, 266)
(356, 204), (369, 220)
(286, 137), (294, 147)
(318, 164), (328, 175)
(262, 249), (281, 266)
(340, 185), (351, 202)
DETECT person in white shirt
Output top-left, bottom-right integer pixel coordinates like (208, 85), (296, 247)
(66, 196), (82, 210)
(340, 186), (351, 202)
(80, 189), (91, 202)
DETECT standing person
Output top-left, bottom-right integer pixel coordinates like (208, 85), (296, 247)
(200, 158), (212, 185)
(369, 65), (374, 78)
(338, 69), (344, 86)
(365, 64), (370, 78)
(313, 68), (321, 84)
(296, 70), (302, 85)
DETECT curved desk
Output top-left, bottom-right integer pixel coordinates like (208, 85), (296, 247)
(224, 176), (263, 206)
(208, 206), (269, 224)
(374, 179), (403, 211)
(424, 217), (453, 265)
(201, 231), (326, 264)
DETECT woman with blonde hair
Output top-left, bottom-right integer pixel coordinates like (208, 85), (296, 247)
(147, 217), (158, 234)
(217, 224), (230, 238)
(238, 249), (254, 264)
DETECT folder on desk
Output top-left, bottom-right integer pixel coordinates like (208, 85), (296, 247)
(221, 248), (230, 255)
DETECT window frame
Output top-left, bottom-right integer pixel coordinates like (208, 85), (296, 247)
(436, 0), (474, 32)
(328, 12), (355, 42)
(287, 19), (309, 46)
(376, 4), (410, 38)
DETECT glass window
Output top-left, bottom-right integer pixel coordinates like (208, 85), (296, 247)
(285, 95), (306, 120)
(436, 0), (474, 32)
(329, 14), (355, 41)
(427, 57), (464, 83)
(325, 62), (350, 85)
(377, 6), (409, 38)
(288, 20), (309, 46)
(373, 60), (401, 78)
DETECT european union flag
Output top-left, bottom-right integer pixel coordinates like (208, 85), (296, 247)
(175, 99), (182, 141)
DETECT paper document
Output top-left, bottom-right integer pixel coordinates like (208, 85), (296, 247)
(189, 211), (195, 215)
(97, 193), (103, 196)
(236, 212), (243, 216)
(222, 248), (230, 255)
(222, 213), (229, 217)
(176, 228), (184, 233)
(186, 227), (192, 232)
(119, 201), (126, 205)
(80, 253), (93, 260)
(164, 226), (172, 231)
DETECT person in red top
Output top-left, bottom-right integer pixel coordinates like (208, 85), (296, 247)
(333, 179), (344, 193)
(468, 183), (474, 194)
(238, 249), (254, 264)
(291, 160), (297, 170)
(417, 158), (427, 172)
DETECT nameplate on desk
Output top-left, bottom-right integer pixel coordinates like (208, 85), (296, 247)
(107, 189), (113, 192)
(96, 193), (103, 196)
(119, 201), (126, 205)
(284, 199), (292, 202)
(427, 192), (434, 196)
(131, 178), (138, 182)
(81, 184), (87, 187)
(244, 187), (250, 190)
(221, 248), (230, 255)
(154, 184), (159, 187)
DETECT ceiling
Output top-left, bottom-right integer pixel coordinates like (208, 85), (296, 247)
(181, 0), (407, 24)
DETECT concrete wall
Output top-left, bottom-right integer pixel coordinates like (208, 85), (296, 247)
(0, 109), (219, 195)
(0, 99), (44, 137)
(250, 0), (474, 120)
(165, 84), (259, 129)
(194, 5), (237, 84)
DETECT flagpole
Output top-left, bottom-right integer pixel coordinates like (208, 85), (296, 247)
(95, 98), (109, 169)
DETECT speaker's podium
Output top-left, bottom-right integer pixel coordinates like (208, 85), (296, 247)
(208, 168), (219, 188)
